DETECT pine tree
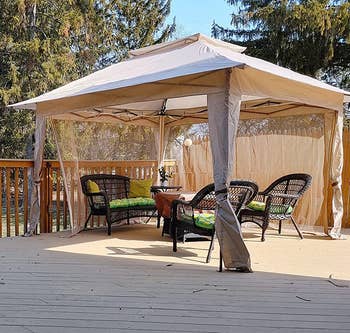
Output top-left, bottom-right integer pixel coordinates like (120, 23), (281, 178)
(0, 0), (175, 158)
(212, 0), (350, 85)
(98, 0), (175, 66)
(0, 1), (76, 158)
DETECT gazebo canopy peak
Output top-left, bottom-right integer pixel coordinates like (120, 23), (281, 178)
(128, 33), (246, 57)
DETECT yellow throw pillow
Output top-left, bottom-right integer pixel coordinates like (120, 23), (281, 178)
(87, 180), (100, 193)
(129, 179), (152, 198)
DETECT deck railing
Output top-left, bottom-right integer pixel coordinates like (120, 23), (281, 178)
(342, 128), (350, 228)
(0, 160), (32, 237)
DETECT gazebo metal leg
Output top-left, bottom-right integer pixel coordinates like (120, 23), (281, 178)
(106, 212), (112, 236)
(219, 252), (223, 272)
(291, 216), (303, 239)
(145, 210), (157, 224)
(261, 219), (269, 241)
(161, 217), (165, 236)
(261, 227), (266, 242)
(278, 220), (282, 234)
(172, 224), (177, 252)
(84, 213), (92, 229)
(206, 233), (215, 263)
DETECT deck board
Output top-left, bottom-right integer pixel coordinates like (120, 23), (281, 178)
(0, 223), (349, 332)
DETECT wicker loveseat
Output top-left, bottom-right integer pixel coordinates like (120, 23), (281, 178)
(81, 174), (157, 235)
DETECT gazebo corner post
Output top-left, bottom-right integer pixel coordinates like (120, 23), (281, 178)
(329, 110), (344, 239)
(155, 115), (170, 183)
(158, 116), (165, 167)
(26, 113), (47, 236)
(207, 69), (252, 271)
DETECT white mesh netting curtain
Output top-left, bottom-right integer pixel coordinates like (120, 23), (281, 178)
(165, 114), (328, 232)
(50, 119), (157, 233)
(49, 113), (331, 233)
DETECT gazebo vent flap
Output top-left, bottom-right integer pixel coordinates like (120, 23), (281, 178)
(10, 34), (350, 268)
(128, 33), (247, 57)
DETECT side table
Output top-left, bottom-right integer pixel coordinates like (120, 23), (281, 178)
(151, 185), (182, 229)
(154, 192), (183, 236)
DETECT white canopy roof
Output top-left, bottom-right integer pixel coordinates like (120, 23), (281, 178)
(11, 33), (349, 118)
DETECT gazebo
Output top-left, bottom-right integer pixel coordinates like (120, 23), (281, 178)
(11, 34), (350, 269)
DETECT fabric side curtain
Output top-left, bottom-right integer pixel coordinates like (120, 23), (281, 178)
(169, 114), (327, 231)
(50, 119), (158, 233)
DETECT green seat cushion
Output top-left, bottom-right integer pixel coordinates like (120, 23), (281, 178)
(247, 200), (265, 211)
(247, 200), (293, 214)
(109, 197), (155, 209)
(194, 213), (215, 230)
(271, 205), (293, 214)
(109, 198), (130, 208)
(128, 197), (155, 206)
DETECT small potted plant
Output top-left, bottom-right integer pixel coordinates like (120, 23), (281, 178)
(158, 166), (172, 186)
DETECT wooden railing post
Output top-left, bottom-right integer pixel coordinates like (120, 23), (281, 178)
(342, 127), (350, 228)
(40, 162), (50, 233)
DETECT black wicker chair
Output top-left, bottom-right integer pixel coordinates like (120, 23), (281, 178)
(171, 180), (258, 263)
(239, 173), (312, 241)
(81, 174), (157, 235)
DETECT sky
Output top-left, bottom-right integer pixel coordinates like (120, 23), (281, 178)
(167, 0), (233, 37)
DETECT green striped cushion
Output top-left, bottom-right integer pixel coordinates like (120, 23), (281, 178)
(194, 213), (215, 230)
(109, 197), (155, 209)
(129, 197), (155, 206)
(271, 205), (293, 214)
(109, 198), (129, 208)
(247, 200), (265, 211)
(247, 200), (293, 214)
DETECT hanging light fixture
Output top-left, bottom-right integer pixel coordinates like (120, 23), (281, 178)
(184, 138), (193, 147)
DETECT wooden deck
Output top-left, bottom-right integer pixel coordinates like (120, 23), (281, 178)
(0, 222), (349, 332)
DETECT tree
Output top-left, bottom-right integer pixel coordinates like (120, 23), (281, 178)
(96, 0), (175, 67)
(212, 0), (350, 86)
(0, 0), (175, 158)
(0, 1), (94, 158)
